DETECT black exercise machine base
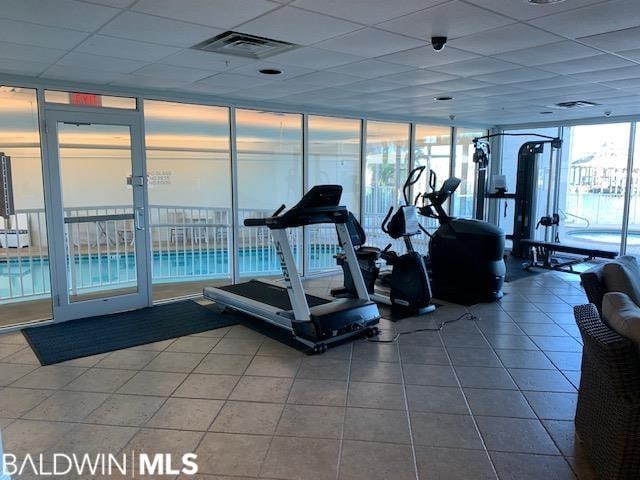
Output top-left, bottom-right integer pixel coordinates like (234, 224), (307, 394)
(520, 239), (616, 273)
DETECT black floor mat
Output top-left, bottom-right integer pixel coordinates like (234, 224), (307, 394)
(23, 300), (238, 366)
(217, 280), (330, 310)
(504, 254), (542, 282)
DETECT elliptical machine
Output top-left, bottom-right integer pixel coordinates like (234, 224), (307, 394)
(419, 170), (506, 303)
(331, 167), (435, 314)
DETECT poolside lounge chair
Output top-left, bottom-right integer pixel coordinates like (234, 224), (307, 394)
(0, 213), (30, 248)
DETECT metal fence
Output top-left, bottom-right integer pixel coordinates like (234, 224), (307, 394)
(1, 205), (316, 302)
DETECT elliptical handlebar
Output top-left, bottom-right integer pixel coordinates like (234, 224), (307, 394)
(416, 170), (462, 225)
(380, 206), (394, 234)
(403, 166), (426, 204)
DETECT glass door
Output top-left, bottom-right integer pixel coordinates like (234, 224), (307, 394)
(44, 109), (150, 322)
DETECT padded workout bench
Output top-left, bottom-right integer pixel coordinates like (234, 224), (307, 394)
(520, 239), (616, 273)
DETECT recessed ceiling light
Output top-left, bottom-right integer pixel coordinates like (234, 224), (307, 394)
(434, 96), (453, 101)
(527, 0), (566, 4)
(259, 68), (282, 75)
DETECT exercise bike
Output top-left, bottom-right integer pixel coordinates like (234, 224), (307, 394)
(331, 167), (436, 314)
(418, 170), (506, 303)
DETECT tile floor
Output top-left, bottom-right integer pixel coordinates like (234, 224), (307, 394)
(0, 270), (597, 479)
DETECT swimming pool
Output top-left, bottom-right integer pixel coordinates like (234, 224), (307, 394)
(0, 245), (341, 301)
(566, 229), (640, 246)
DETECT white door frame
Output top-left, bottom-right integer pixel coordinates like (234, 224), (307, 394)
(43, 108), (152, 322)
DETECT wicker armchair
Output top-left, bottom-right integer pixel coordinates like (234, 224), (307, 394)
(580, 263), (607, 315)
(573, 304), (640, 480)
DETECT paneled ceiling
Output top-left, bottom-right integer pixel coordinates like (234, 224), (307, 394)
(1, 0), (640, 126)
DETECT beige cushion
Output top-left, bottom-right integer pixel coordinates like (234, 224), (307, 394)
(603, 256), (640, 307)
(602, 292), (640, 351)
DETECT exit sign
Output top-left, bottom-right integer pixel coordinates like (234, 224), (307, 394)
(70, 92), (102, 106)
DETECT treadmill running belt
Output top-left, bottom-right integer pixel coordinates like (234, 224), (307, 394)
(217, 280), (330, 311)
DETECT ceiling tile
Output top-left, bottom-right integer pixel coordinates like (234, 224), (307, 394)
(463, 84), (527, 97)
(291, 0), (446, 25)
(99, 12), (222, 47)
(0, 41), (66, 63)
(194, 72), (275, 89)
(41, 64), (122, 83)
(341, 79), (407, 93)
(229, 61), (314, 79)
(0, 18), (88, 49)
(474, 68), (556, 84)
(316, 28), (425, 57)
(130, 63), (213, 82)
(225, 83), (314, 99)
(55, 51), (147, 73)
(495, 41), (601, 66)
(509, 76), (583, 91)
(111, 74), (189, 90)
(431, 57), (518, 76)
(158, 49), (251, 71)
(603, 78), (640, 90)
(132, 0), (279, 29)
(464, 0), (604, 21)
(0, 58), (49, 76)
(282, 70), (362, 88)
(449, 24), (562, 55)
(0, 0), (120, 32)
(237, 6), (362, 46)
(571, 65), (640, 82)
(619, 48), (640, 62)
(539, 54), (635, 74)
(183, 81), (239, 95)
(424, 77), (493, 91)
(530, 0), (640, 38)
(579, 26), (640, 53)
(329, 59), (415, 78)
(81, 0), (136, 7)
(75, 35), (181, 62)
(378, 0), (514, 40)
(303, 87), (364, 100)
(379, 45), (478, 68)
(378, 69), (458, 86)
(382, 85), (444, 98)
(270, 47), (364, 69)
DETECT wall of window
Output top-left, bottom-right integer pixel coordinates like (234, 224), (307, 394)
(628, 123), (640, 255)
(307, 116), (361, 273)
(0, 87), (51, 327)
(0, 82), (491, 327)
(453, 128), (485, 218)
(497, 128), (559, 247)
(364, 121), (410, 250)
(557, 123), (631, 254)
(494, 121), (640, 257)
(236, 109), (303, 278)
(144, 100), (232, 299)
(414, 124), (452, 234)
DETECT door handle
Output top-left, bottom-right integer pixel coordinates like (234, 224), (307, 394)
(135, 208), (145, 231)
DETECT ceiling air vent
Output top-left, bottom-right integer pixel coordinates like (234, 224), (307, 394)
(192, 31), (299, 59)
(552, 100), (601, 109)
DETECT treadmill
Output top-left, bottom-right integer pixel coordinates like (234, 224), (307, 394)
(204, 185), (381, 353)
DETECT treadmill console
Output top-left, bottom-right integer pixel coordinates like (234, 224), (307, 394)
(291, 184), (342, 209)
(244, 184), (349, 229)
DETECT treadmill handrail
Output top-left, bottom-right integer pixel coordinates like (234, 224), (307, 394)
(244, 218), (267, 227)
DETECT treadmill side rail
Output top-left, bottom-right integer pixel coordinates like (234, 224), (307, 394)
(271, 228), (311, 321)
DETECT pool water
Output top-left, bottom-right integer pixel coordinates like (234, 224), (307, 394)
(0, 245), (341, 301)
(567, 230), (640, 245)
